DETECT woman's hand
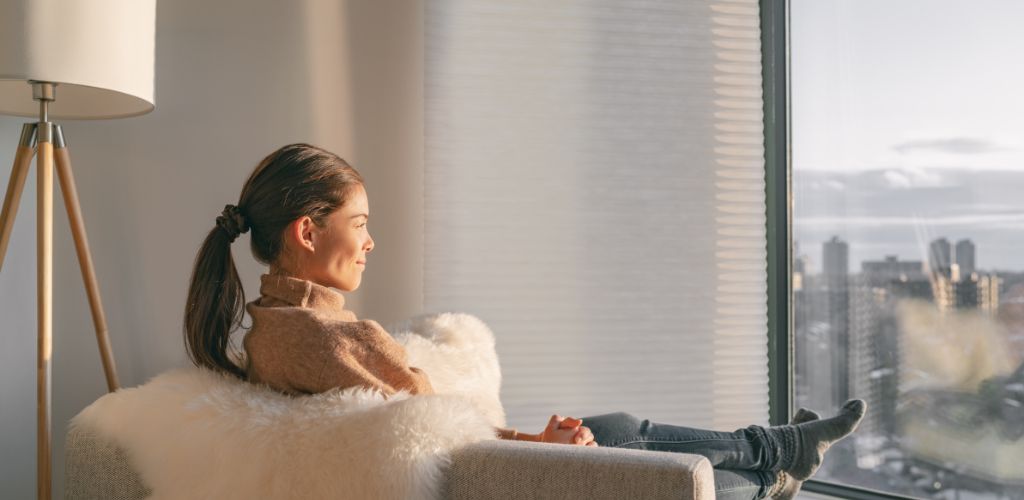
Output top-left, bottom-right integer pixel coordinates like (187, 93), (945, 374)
(538, 415), (598, 446)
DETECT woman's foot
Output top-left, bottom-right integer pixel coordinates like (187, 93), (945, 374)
(783, 399), (866, 481)
(768, 471), (796, 500)
(791, 407), (820, 425)
(768, 408), (820, 499)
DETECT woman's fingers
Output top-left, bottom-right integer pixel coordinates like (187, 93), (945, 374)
(542, 415), (596, 446)
(545, 414), (564, 433)
(540, 415), (566, 443)
(559, 417), (583, 429)
(573, 426), (594, 445)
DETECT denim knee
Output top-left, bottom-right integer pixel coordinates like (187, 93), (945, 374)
(582, 412), (646, 447)
(584, 412), (641, 428)
(593, 412), (638, 422)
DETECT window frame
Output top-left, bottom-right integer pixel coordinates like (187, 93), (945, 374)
(761, 1), (918, 498)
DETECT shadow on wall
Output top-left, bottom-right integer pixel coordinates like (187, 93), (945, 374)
(2, 0), (425, 496)
(330, 1), (425, 325)
(0, 0), (377, 498)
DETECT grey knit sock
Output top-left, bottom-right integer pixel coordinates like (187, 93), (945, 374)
(774, 399), (867, 482)
(769, 470), (799, 500)
(791, 408), (820, 424)
(768, 408), (820, 499)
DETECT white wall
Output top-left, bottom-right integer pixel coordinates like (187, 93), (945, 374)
(0, 1), (422, 497)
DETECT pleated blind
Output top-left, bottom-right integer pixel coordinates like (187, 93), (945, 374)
(424, 0), (769, 431)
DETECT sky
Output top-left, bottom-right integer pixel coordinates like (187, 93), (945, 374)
(790, 0), (1024, 273)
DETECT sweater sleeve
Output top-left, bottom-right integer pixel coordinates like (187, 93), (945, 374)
(311, 318), (435, 396)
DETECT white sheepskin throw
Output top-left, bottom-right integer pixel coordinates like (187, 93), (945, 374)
(70, 313), (505, 500)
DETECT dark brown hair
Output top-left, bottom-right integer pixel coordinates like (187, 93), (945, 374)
(183, 143), (364, 378)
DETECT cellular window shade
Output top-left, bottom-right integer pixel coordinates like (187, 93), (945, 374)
(424, 0), (769, 431)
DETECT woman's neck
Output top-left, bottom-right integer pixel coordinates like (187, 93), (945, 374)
(267, 264), (323, 290)
(268, 264), (301, 279)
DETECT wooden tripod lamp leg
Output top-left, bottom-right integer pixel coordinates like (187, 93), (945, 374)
(37, 122), (53, 500)
(53, 125), (120, 392)
(0, 124), (37, 270)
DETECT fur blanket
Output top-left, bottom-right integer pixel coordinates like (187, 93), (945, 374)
(70, 313), (505, 500)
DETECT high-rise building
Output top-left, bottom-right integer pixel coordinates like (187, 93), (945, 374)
(823, 236), (849, 281)
(929, 238), (952, 276)
(850, 255), (932, 470)
(979, 274), (1001, 315)
(848, 278), (900, 465)
(931, 271), (956, 312)
(793, 274), (838, 418)
(955, 239), (976, 277)
(952, 272), (1000, 312)
(955, 275), (979, 309)
(822, 236), (850, 408)
(861, 256), (925, 286)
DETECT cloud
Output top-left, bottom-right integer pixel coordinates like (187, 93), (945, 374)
(893, 137), (1006, 155)
(794, 213), (1024, 229)
(803, 179), (847, 191)
(877, 167), (946, 189)
(824, 179), (845, 191)
(883, 170), (912, 189)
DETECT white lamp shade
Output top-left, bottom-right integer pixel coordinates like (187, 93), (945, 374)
(0, 0), (156, 119)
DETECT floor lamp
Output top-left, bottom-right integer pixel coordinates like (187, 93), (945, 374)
(0, 1), (156, 498)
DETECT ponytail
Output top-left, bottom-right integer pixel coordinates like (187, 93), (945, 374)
(184, 205), (249, 379)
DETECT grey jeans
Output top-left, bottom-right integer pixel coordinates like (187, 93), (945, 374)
(581, 412), (780, 500)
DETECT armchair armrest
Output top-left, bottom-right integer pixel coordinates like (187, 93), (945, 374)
(65, 424), (151, 500)
(65, 425), (715, 499)
(443, 439), (715, 500)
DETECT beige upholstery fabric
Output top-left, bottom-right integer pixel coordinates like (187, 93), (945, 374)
(444, 439), (716, 500)
(64, 425), (716, 499)
(64, 425), (151, 500)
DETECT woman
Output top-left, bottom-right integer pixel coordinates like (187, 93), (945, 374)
(184, 143), (865, 500)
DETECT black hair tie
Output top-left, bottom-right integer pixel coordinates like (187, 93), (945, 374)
(216, 204), (250, 243)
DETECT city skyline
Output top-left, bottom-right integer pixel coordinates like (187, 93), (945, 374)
(796, 234), (1006, 277)
(793, 167), (1024, 274)
(793, 230), (1019, 495)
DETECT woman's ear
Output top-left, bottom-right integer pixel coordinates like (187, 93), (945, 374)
(287, 216), (317, 253)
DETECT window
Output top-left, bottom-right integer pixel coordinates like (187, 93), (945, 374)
(790, 1), (1024, 498)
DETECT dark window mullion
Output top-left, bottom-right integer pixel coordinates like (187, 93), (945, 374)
(761, 0), (791, 429)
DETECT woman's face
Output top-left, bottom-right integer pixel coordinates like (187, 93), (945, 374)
(286, 184), (374, 292)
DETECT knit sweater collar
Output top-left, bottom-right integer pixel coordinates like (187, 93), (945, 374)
(258, 273), (347, 311)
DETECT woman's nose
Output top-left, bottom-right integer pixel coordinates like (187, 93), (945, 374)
(365, 234), (374, 253)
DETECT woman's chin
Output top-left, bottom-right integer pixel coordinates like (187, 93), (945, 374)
(338, 278), (360, 292)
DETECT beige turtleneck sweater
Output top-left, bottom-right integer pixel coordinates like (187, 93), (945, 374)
(242, 273), (435, 397)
